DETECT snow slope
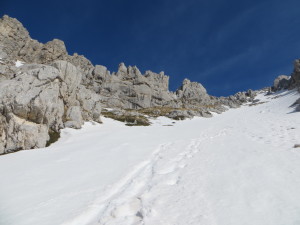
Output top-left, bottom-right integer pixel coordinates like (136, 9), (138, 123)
(1, 90), (300, 225)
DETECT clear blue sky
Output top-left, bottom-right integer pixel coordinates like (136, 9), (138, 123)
(1, 0), (300, 96)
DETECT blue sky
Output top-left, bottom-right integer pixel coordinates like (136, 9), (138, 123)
(1, 0), (300, 96)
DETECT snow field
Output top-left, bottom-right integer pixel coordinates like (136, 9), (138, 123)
(1, 90), (300, 225)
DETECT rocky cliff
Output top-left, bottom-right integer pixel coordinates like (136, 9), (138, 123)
(0, 15), (257, 154)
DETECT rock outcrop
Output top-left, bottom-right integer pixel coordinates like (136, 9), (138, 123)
(271, 60), (300, 92)
(91, 63), (254, 118)
(291, 98), (300, 112)
(290, 60), (300, 110)
(0, 60), (101, 154)
(271, 60), (300, 109)
(0, 15), (30, 61)
(93, 63), (175, 109)
(272, 75), (290, 91)
(290, 59), (300, 89)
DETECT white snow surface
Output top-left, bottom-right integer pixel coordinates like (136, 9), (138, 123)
(1, 90), (300, 225)
(15, 60), (24, 67)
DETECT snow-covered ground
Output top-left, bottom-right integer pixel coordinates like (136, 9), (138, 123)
(1, 90), (300, 225)
(15, 60), (24, 67)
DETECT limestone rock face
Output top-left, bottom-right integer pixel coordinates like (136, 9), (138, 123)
(65, 106), (83, 129)
(65, 53), (94, 79)
(272, 75), (290, 91)
(175, 79), (211, 109)
(0, 58), (16, 81)
(290, 59), (300, 89)
(96, 63), (175, 109)
(0, 64), (64, 131)
(0, 15), (30, 61)
(51, 60), (82, 94)
(0, 60), (101, 153)
(291, 98), (300, 112)
(19, 39), (67, 64)
(76, 85), (102, 123)
(0, 113), (49, 154)
(271, 60), (300, 92)
(91, 61), (256, 117)
(176, 79), (208, 100)
(0, 65), (62, 153)
(91, 65), (110, 87)
(145, 71), (169, 92)
(296, 103), (300, 112)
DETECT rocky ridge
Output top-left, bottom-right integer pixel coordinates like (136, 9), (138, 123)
(271, 59), (300, 111)
(0, 15), (259, 154)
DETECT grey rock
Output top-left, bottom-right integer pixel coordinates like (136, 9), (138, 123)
(18, 39), (43, 62)
(18, 39), (67, 64)
(93, 65), (110, 82)
(0, 64), (65, 132)
(0, 59), (102, 153)
(291, 98), (300, 112)
(94, 61), (254, 119)
(3, 113), (49, 153)
(64, 53), (94, 79)
(117, 62), (128, 77)
(76, 85), (102, 123)
(19, 63), (59, 80)
(234, 92), (248, 102)
(281, 59), (300, 90)
(0, 62), (16, 81)
(0, 15), (30, 61)
(145, 71), (169, 92)
(272, 75), (290, 91)
(65, 106), (83, 129)
(167, 110), (191, 120)
(246, 89), (256, 99)
(41, 39), (67, 63)
(51, 60), (82, 94)
(0, 46), (8, 59)
(0, 115), (7, 154)
(166, 109), (213, 120)
(96, 62), (174, 109)
(176, 79), (208, 100)
(292, 59), (300, 87)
